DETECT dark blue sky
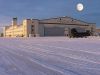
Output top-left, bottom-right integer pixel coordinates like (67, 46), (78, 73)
(0, 0), (100, 27)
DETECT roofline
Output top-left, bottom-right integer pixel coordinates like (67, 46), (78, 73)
(96, 28), (100, 29)
(39, 16), (96, 25)
(39, 22), (89, 26)
(24, 18), (39, 20)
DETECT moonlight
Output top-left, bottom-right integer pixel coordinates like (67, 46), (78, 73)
(76, 3), (84, 12)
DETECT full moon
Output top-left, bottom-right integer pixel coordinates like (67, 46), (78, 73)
(76, 3), (84, 12)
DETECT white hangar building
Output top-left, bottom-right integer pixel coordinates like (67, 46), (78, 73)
(4, 16), (96, 37)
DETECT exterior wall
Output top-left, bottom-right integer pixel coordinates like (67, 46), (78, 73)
(23, 19), (32, 37)
(44, 27), (65, 36)
(39, 16), (96, 36)
(24, 19), (39, 37)
(40, 24), (91, 36)
(4, 25), (23, 37)
(95, 28), (100, 36)
(4, 19), (39, 37)
(96, 29), (100, 33)
(38, 24), (44, 36)
(22, 20), (28, 37)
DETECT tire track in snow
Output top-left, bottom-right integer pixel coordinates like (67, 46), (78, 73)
(0, 45), (66, 75)
(0, 37), (100, 75)
(0, 39), (81, 74)
(0, 40), (100, 75)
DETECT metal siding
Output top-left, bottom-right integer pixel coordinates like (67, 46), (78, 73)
(44, 27), (65, 36)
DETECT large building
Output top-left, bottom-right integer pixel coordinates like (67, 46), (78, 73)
(3, 16), (96, 37)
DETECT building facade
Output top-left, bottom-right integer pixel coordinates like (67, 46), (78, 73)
(3, 16), (96, 37)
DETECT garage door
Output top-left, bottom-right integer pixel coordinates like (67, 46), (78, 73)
(44, 27), (65, 36)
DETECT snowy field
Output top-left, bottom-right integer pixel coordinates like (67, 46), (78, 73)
(0, 37), (100, 75)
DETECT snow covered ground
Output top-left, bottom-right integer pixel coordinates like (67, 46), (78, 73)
(0, 37), (100, 75)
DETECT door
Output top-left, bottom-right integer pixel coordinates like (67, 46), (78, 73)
(44, 27), (65, 36)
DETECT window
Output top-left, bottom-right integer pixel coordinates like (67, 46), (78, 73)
(32, 21), (34, 23)
(32, 29), (34, 31)
(72, 19), (74, 22)
(31, 25), (34, 34)
(31, 25), (34, 27)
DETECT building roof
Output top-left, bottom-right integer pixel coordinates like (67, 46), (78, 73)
(39, 16), (96, 25)
(39, 16), (96, 26)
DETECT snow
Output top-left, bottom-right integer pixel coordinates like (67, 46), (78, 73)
(0, 37), (100, 75)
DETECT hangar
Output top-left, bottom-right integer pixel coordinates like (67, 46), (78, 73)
(4, 16), (96, 37)
(38, 16), (96, 37)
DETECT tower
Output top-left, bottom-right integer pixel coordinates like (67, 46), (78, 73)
(12, 17), (17, 26)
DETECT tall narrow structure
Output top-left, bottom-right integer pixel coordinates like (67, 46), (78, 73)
(12, 17), (17, 26)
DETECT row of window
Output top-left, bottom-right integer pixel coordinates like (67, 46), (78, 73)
(31, 25), (34, 34)
(6, 34), (24, 37)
